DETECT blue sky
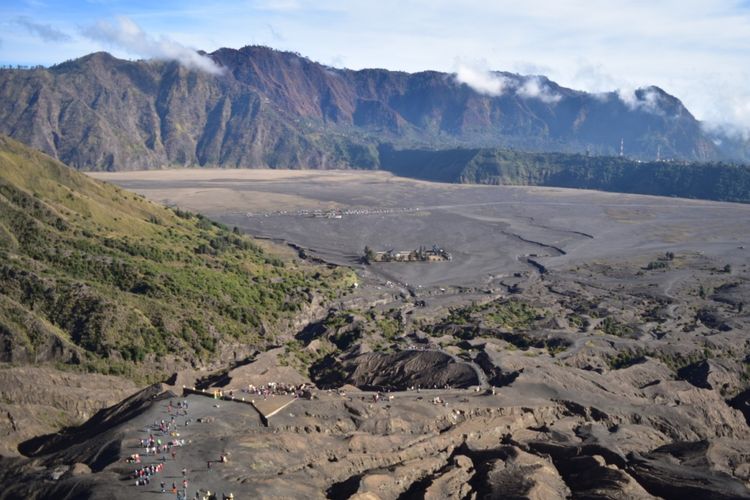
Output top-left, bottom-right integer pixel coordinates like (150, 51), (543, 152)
(2, 0), (750, 132)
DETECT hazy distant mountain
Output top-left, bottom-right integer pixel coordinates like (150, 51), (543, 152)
(0, 46), (742, 170)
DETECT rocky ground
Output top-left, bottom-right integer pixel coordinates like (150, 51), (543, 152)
(0, 366), (138, 457)
(1, 248), (749, 499)
(1, 172), (748, 498)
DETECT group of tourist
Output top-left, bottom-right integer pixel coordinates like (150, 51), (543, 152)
(125, 397), (237, 499)
(168, 399), (190, 416)
(132, 462), (165, 486)
(368, 392), (395, 403)
(128, 401), (194, 497)
(139, 433), (186, 461)
(241, 382), (311, 399)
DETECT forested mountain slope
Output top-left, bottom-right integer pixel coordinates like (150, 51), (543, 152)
(0, 46), (738, 171)
(0, 135), (350, 381)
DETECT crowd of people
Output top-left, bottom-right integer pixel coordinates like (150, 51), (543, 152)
(131, 419), (190, 493)
(369, 392), (395, 403)
(240, 382), (312, 399)
(132, 462), (164, 486)
(123, 397), (239, 499)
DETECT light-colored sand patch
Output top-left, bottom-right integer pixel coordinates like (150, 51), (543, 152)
(254, 396), (296, 418)
(91, 169), (749, 209)
(91, 167), (528, 190)
(604, 207), (656, 223)
(126, 187), (341, 213)
(645, 225), (694, 244)
(90, 168), (397, 183)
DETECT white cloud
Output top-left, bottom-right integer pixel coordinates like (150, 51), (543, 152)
(617, 87), (663, 115)
(725, 99), (750, 134)
(516, 76), (561, 104)
(453, 60), (510, 96)
(701, 101), (750, 140)
(683, 72), (750, 132)
(569, 61), (619, 94)
(329, 54), (346, 68)
(81, 16), (224, 75)
(703, 121), (746, 141)
(15, 16), (72, 43)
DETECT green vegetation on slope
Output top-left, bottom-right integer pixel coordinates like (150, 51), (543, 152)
(443, 299), (541, 330)
(379, 146), (750, 203)
(0, 136), (352, 381)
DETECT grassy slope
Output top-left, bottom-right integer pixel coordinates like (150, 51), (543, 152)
(0, 136), (353, 381)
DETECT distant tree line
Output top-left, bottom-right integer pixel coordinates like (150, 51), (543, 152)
(0, 64), (46, 70)
(378, 145), (750, 204)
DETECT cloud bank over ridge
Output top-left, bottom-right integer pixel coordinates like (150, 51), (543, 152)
(454, 61), (509, 96)
(82, 16), (224, 75)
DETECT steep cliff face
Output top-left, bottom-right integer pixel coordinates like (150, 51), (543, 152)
(0, 46), (729, 170)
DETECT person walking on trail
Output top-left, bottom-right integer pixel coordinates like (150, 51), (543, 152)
(182, 467), (187, 477)
(161, 481), (165, 493)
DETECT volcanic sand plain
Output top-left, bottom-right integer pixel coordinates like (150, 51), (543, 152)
(8, 169), (748, 498)
(92, 169), (750, 290)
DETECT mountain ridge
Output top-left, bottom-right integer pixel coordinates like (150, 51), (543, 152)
(0, 45), (743, 171)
